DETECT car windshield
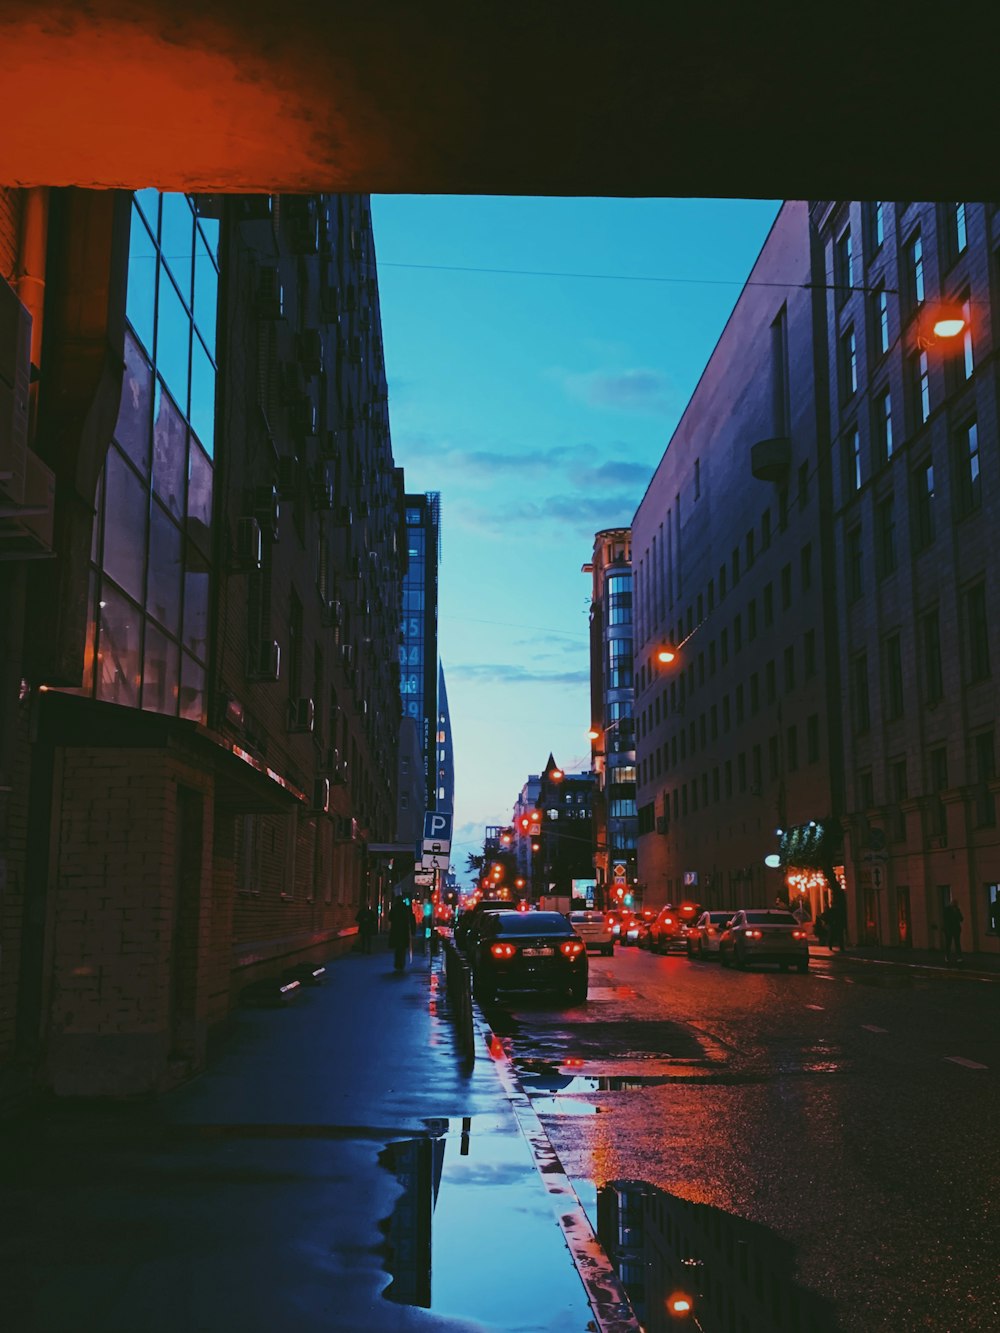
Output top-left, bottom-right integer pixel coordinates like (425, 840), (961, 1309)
(708, 913), (730, 923)
(745, 911), (797, 925)
(491, 912), (573, 935)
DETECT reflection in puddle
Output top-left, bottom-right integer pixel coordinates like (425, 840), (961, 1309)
(528, 1096), (602, 1116)
(591, 1179), (841, 1332)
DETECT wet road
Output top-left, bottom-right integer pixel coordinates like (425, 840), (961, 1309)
(483, 945), (1000, 1332)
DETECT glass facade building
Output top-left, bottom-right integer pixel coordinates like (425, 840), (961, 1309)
(400, 491), (440, 809)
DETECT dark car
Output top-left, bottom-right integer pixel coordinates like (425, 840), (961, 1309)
(454, 899), (512, 951)
(647, 906), (689, 953)
(471, 910), (588, 1004)
(718, 908), (809, 972)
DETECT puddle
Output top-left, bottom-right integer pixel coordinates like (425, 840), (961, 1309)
(528, 1096), (603, 1116)
(580, 1178), (842, 1332)
(378, 1116), (595, 1331)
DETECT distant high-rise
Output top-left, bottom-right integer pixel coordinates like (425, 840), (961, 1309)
(436, 662), (454, 814)
(400, 491), (440, 810)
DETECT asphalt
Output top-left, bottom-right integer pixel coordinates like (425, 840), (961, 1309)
(0, 934), (633, 1333)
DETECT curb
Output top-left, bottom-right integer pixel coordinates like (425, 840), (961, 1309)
(471, 1003), (642, 1333)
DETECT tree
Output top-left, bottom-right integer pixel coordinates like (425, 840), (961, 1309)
(465, 852), (484, 874)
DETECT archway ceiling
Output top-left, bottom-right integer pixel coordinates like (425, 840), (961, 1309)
(0, 2), (991, 196)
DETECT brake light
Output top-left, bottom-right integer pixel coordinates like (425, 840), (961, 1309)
(791, 929), (807, 940)
(560, 940), (585, 957)
(490, 943), (516, 959)
(744, 929), (763, 940)
(663, 917), (673, 926)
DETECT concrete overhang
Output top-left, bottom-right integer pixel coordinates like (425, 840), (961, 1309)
(0, 2), (993, 196)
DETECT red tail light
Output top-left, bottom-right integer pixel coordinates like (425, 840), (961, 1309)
(560, 940), (585, 958)
(490, 943), (516, 959)
(744, 928), (763, 940)
(791, 929), (807, 940)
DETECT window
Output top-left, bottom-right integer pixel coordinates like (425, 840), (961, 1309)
(905, 231), (925, 308)
(835, 227), (853, 306)
(694, 457), (701, 499)
(890, 758), (908, 841)
(763, 582), (774, 627)
(607, 637), (633, 688)
(945, 202), (968, 263)
(961, 294), (973, 381)
(840, 327), (858, 400)
(873, 285), (890, 355)
(867, 200), (885, 253)
(843, 427), (862, 493)
(874, 389), (893, 466)
(745, 529), (755, 567)
(801, 542), (812, 592)
(912, 458), (935, 550)
(876, 495), (896, 578)
(771, 306), (790, 437)
(922, 607), (943, 704)
(858, 769), (875, 811)
(807, 714), (820, 763)
(761, 508), (771, 551)
(852, 653), (870, 733)
(964, 581), (990, 681)
(973, 730), (996, 827)
(953, 417), (981, 515)
(804, 628), (816, 677)
(909, 349), (930, 426)
(884, 632), (904, 719)
(846, 526), (863, 601)
(783, 644), (795, 694)
(781, 563), (792, 610)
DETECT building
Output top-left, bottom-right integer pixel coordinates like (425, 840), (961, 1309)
(633, 201), (840, 919)
(0, 189), (406, 1102)
(584, 527), (637, 908)
(512, 775), (542, 886)
(534, 755), (595, 903)
(435, 662), (454, 815)
(400, 491), (441, 813)
(813, 201), (1000, 952)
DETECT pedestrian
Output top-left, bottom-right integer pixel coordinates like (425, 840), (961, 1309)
(827, 894), (847, 952)
(388, 892), (413, 972)
(815, 908), (829, 948)
(942, 897), (964, 965)
(355, 901), (376, 954)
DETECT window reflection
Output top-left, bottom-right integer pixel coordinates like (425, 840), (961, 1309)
(142, 620), (179, 715)
(189, 332), (216, 457)
(184, 550), (210, 662)
(103, 447), (147, 603)
(179, 653), (206, 722)
(193, 230), (218, 349)
(126, 205), (157, 352)
(114, 330), (154, 476)
(97, 585), (141, 708)
(152, 380), (187, 520)
(187, 440), (213, 542)
(155, 261), (190, 413)
(160, 192), (194, 306)
(147, 501), (183, 637)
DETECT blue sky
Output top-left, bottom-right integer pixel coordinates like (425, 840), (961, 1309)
(371, 196), (781, 872)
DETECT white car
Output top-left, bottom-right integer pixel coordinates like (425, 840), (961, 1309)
(567, 910), (615, 956)
(686, 910), (733, 959)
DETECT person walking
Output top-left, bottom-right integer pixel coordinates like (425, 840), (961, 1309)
(827, 893), (847, 952)
(355, 901), (376, 954)
(388, 892), (413, 972)
(942, 897), (964, 964)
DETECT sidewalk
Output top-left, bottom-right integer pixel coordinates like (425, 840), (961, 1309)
(807, 937), (1000, 977)
(0, 939), (623, 1333)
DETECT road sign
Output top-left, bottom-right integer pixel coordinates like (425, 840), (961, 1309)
(423, 811), (453, 843)
(422, 838), (451, 856)
(413, 871), (435, 887)
(421, 852), (450, 871)
(613, 862), (627, 882)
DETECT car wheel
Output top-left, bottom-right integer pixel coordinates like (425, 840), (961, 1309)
(473, 974), (495, 1004)
(735, 947), (747, 970)
(796, 960), (809, 974)
(567, 979), (588, 1004)
(603, 943), (613, 957)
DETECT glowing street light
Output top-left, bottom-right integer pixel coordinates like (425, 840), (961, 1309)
(656, 645), (677, 665)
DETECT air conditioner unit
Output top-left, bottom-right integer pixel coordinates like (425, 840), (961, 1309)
(256, 266), (284, 320)
(0, 445), (55, 558)
(0, 280), (32, 505)
(276, 455), (300, 499)
(288, 697), (315, 733)
(252, 483), (280, 540)
(311, 777), (331, 815)
(656, 816), (669, 834)
(320, 598), (342, 628)
(298, 328), (323, 377)
(247, 639), (281, 682)
(234, 516), (262, 570)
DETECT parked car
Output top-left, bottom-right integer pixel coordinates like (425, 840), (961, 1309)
(686, 910), (733, 959)
(454, 899), (513, 951)
(568, 909), (615, 955)
(471, 910), (588, 1004)
(718, 909), (809, 972)
(632, 907), (659, 948)
(647, 906), (690, 953)
(619, 910), (645, 946)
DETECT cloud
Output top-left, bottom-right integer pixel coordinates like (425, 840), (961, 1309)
(448, 662), (591, 687)
(561, 367), (676, 414)
(452, 490), (639, 539)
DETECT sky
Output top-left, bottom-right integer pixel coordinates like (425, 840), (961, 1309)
(371, 196), (781, 873)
